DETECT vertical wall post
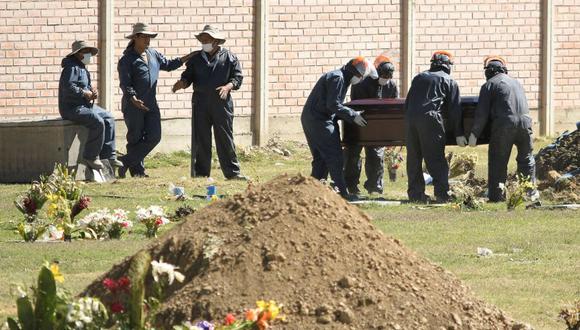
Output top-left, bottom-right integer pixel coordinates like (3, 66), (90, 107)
(401, 0), (414, 97)
(253, 0), (268, 146)
(540, 0), (554, 136)
(98, 0), (114, 112)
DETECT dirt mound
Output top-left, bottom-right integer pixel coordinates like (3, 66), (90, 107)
(84, 174), (523, 329)
(535, 130), (579, 180)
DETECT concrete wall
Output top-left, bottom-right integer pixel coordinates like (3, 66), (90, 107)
(1, 0), (579, 153)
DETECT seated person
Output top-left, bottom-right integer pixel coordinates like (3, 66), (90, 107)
(58, 40), (122, 170)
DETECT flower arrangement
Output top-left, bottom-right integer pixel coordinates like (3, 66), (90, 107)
(174, 300), (284, 330)
(500, 174), (537, 210)
(384, 147), (404, 181)
(7, 261), (286, 330)
(78, 208), (133, 239)
(136, 205), (170, 238)
(13, 164), (91, 242)
(65, 297), (109, 329)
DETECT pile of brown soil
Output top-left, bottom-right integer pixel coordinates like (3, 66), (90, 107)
(84, 174), (525, 329)
(535, 130), (579, 180)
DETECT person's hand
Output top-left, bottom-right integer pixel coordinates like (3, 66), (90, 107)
(468, 133), (477, 147)
(180, 51), (195, 63)
(354, 111), (367, 127)
(172, 80), (187, 93)
(83, 89), (93, 101)
(216, 82), (233, 100)
(90, 87), (98, 100)
(131, 96), (150, 112)
(456, 135), (468, 147)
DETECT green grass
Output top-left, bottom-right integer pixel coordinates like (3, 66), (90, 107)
(0, 139), (578, 329)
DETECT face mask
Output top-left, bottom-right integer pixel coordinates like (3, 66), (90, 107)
(81, 53), (91, 65)
(202, 43), (214, 53)
(351, 76), (362, 85)
(378, 77), (389, 86)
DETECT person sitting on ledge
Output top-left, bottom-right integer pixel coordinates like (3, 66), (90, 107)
(58, 40), (122, 170)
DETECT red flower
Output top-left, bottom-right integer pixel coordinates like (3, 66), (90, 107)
(110, 302), (125, 314)
(224, 313), (236, 325)
(154, 218), (163, 226)
(23, 197), (37, 215)
(117, 276), (131, 292)
(103, 278), (118, 292)
(77, 196), (91, 210)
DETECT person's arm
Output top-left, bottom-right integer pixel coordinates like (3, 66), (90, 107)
(228, 53), (243, 90)
(326, 75), (357, 122)
(60, 66), (86, 100)
(216, 52), (244, 99)
(471, 83), (492, 138)
(118, 56), (149, 111)
(117, 57), (137, 98)
(447, 79), (463, 137)
(156, 49), (184, 72)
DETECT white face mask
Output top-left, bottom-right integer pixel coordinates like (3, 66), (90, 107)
(378, 77), (389, 86)
(202, 43), (214, 53)
(350, 76), (362, 85)
(81, 53), (91, 65)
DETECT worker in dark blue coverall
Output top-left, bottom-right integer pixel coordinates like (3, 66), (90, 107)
(58, 40), (122, 170)
(172, 25), (246, 180)
(117, 23), (195, 178)
(405, 51), (467, 203)
(302, 56), (376, 198)
(468, 56), (537, 202)
(343, 54), (399, 195)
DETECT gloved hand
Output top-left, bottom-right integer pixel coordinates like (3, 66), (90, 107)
(354, 111), (367, 127)
(468, 133), (477, 147)
(456, 135), (467, 147)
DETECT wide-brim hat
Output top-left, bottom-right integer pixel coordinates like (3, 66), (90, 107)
(125, 22), (158, 39)
(195, 25), (226, 45)
(67, 40), (98, 57)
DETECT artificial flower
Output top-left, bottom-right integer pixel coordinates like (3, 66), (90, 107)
(151, 259), (185, 285)
(50, 263), (64, 283)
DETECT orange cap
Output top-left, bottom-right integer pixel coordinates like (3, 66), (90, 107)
(432, 50), (454, 61)
(351, 56), (368, 75)
(484, 55), (507, 67)
(374, 53), (393, 68)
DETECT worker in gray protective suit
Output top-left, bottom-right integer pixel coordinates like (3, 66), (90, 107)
(468, 56), (537, 202)
(405, 51), (466, 203)
(343, 54), (399, 195)
(302, 56), (376, 198)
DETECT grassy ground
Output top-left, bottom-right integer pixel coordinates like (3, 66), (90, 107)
(0, 139), (578, 329)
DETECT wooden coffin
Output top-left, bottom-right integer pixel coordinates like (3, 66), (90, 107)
(342, 96), (490, 146)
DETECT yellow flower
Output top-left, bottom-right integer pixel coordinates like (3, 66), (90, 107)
(256, 300), (281, 320)
(50, 263), (64, 283)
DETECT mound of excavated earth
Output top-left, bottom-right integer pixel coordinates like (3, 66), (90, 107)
(84, 174), (526, 329)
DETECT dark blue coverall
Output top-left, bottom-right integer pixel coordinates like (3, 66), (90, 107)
(405, 69), (462, 202)
(470, 73), (535, 202)
(117, 46), (183, 176)
(179, 48), (243, 178)
(343, 77), (399, 194)
(301, 67), (359, 196)
(58, 56), (116, 162)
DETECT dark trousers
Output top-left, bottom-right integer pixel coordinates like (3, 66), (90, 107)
(120, 108), (161, 175)
(488, 125), (536, 202)
(191, 101), (241, 178)
(343, 145), (385, 194)
(60, 105), (116, 161)
(406, 113), (449, 201)
(302, 118), (347, 196)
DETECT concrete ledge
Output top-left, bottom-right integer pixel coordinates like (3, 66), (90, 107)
(0, 117), (87, 183)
